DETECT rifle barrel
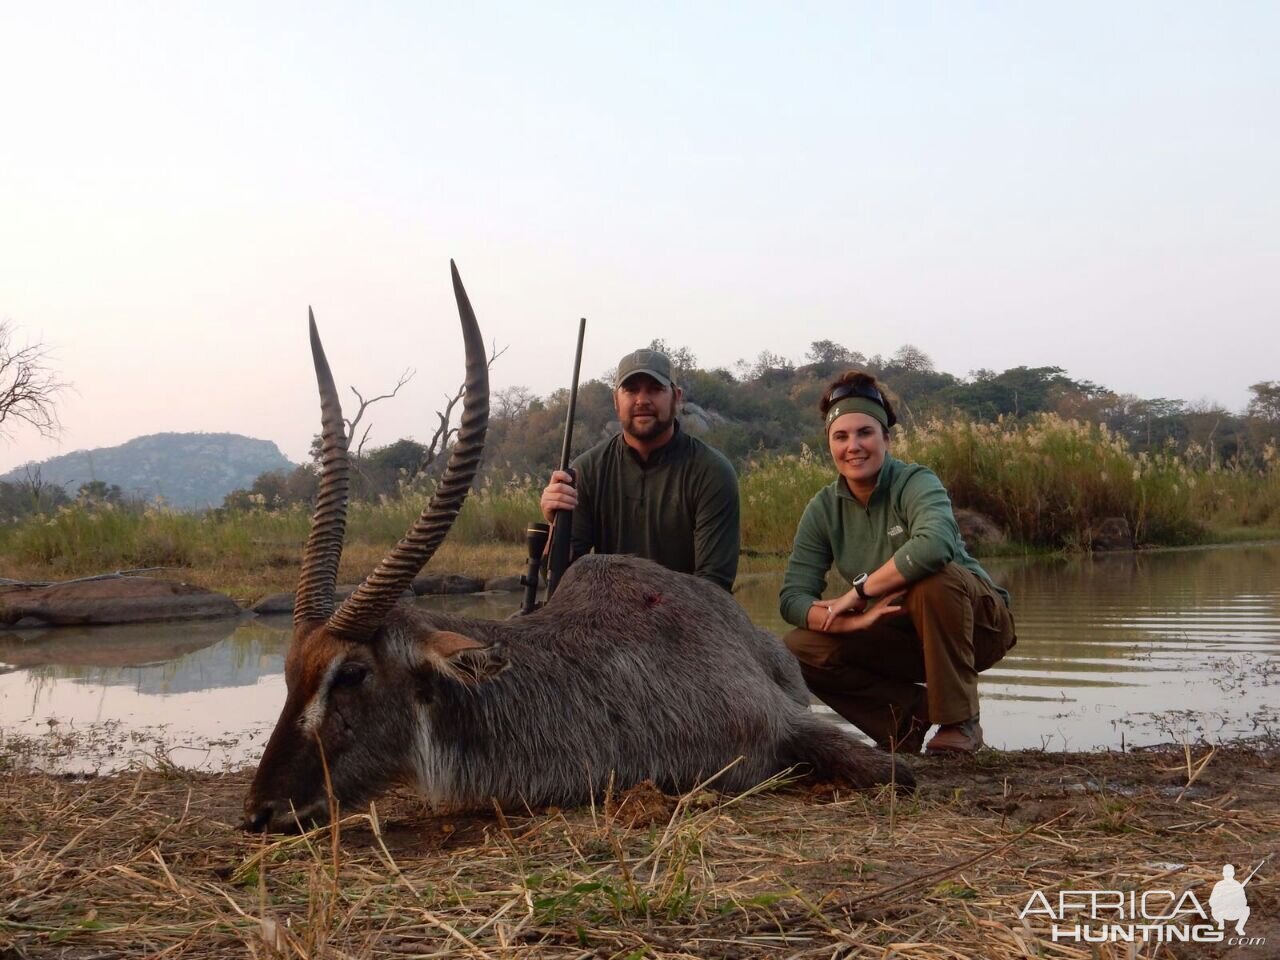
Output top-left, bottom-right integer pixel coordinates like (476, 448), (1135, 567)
(546, 317), (587, 602)
(558, 317), (587, 472)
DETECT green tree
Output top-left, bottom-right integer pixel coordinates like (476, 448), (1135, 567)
(76, 480), (126, 506)
(890, 343), (934, 373)
(1247, 381), (1280, 422)
(1245, 380), (1280, 456)
(805, 339), (865, 368)
(646, 339), (698, 382)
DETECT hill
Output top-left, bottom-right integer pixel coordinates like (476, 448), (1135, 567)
(1, 433), (296, 510)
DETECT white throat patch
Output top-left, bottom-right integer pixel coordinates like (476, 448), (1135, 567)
(410, 707), (456, 807)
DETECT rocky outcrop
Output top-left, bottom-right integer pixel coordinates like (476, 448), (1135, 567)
(1091, 517), (1134, 551)
(953, 509), (1008, 552)
(0, 578), (241, 628)
(679, 402), (730, 435)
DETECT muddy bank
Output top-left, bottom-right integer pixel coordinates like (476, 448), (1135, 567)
(1, 742), (1276, 958)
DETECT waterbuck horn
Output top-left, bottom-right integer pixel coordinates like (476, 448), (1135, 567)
(294, 308), (351, 625)
(326, 260), (489, 641)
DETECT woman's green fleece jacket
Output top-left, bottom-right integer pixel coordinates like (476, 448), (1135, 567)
(779, 455), (1008, 628)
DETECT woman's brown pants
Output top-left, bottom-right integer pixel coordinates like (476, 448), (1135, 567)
(783, 563), (1016, 748)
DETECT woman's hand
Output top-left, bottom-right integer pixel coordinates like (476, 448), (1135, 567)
(814, 593), (909, 633)
(812, 587), (866, 630)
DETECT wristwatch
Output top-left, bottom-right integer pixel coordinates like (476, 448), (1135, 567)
(852, 573), (874, 603)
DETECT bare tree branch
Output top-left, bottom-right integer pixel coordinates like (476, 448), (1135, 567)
(325, 338), (506, 490)
(414, 340), (507, 480)
(20, 465), (48, 512)
(344, 368), (415, 457)
(0, 320), (68, 441)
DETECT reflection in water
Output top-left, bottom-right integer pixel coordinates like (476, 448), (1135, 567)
(0, 618), (287, 694)
(761, 543), (1279, 749)
(1, 617), (244, 669)
(1, 544), (1277, 768)
(974, 545), (1280, 748)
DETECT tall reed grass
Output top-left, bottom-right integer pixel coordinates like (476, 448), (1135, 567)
(738, 446), (831, 553)
(1182, 440), (1280, 531)
(895, 414), (1206, 550)
(743, 414), (1280, 554)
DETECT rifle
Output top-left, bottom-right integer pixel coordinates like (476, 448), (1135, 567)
(518, 522), (550, 615)
(545, 317), (586, 602)
(1241, 857), (1269, 886)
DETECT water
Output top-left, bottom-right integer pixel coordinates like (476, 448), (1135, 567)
(2, 544), (1277, 771)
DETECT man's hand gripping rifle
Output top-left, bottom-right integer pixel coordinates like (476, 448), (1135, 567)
(519, 317), (586, 615)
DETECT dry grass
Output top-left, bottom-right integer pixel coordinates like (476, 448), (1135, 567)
(2, 744), (1276, 959)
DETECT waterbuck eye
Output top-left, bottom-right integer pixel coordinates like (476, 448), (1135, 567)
(333, 662), (369, 688)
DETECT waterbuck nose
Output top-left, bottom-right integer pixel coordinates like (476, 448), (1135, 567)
(241, 801), (275, 833)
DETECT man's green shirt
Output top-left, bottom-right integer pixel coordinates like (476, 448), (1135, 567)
(570, 422), (740, 590)
(779, 455), (1008, 626)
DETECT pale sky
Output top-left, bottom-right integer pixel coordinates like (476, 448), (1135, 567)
(2, 1), (1276, 473)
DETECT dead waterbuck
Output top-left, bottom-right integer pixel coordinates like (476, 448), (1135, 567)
(242, 263), (913, 832)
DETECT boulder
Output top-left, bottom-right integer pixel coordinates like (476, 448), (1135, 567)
(411, 573), (485, 596)
(1091, 516), (1134, 552)
(953, 509), (1007, 552)
(251, 592), (296, 615)
(484, 575), (524, 592)
(0, 577), (241, 628)
(679, 402), (728, 435)
(251, 584), (415, 616)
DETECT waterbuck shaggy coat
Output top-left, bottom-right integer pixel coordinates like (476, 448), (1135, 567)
(242, 263), (914, 833)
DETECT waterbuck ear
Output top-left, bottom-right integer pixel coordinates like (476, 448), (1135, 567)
(419, 630), (508, 686)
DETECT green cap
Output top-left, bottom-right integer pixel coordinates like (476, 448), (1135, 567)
(615, 349), (674, 389)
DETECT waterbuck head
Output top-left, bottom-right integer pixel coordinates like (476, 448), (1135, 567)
(242, 262), (495, 833)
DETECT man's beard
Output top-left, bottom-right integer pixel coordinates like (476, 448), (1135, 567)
(622, 408), (675, 442)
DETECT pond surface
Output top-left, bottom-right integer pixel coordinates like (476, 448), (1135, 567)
(2, 543), (1277, 771)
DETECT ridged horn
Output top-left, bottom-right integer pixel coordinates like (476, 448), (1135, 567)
(294, 309), (351, 626)
(326, 261), (489, 641)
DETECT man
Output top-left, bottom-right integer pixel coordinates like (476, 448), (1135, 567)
(539, 348), (740, 590)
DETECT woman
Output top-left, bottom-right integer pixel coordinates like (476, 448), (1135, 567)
(779, 371), (1015, 754)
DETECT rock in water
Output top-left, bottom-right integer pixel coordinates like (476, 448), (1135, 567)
(0, 578), (241, 628)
